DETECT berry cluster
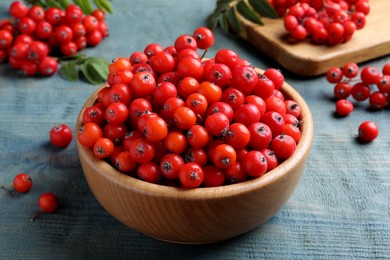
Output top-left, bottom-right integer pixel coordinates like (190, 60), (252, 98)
(77, 27), (304, 188)
(0, 1), (108, 76)
(1, 122), (72, 220)
(282, 0), (370, 45)
(1, 173), (59, 221)
(326, 62), (389, 142)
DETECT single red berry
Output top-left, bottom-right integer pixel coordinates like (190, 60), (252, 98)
(369, 91), (387, 110)
(31, 192), (59, 221)
(351, 82), (370, 102)
(358, 121), (378, 142)
(382, 63), (390, 76)
(137, 162), (162, 184)
(333, 82), (352, 99)
(179, 162), (204, 188)
(342, 62), (359, 78)
(9, 173), (33, 193)
(193, 27), (214, 50)
(335, 99), (354, 116)
(50, 124), (73, 148)
(326, 67), (343, 83)
(263, 68), (285, 90)
(271, 134), (297, 160)
(360, 66), (380, 85)
(160, 153), (184, 180)
(9, 1), (29, 18)
(212, 144), (237, 169)
(93, 137), (115, 159)
(242, 151), (268, 178)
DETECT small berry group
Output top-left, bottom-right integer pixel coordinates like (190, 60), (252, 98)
(0, 1), (109, 77)
(282, 0), (370, 45)
(326, 62), (388, 142)
(78, 27), (304, 188)
(1, 173), (59, 221)
(327, 62), (390, 112)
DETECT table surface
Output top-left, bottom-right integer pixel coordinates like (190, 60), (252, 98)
(1, 0), (389, 259)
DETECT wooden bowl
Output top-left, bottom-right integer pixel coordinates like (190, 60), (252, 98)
(76, 74), (314, 244)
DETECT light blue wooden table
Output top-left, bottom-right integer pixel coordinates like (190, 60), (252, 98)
(1, 0), (389, 258)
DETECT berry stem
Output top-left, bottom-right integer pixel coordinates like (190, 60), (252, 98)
(0, 184), (13, 189)
(200, 48), (208, 60)
(30, 210), (44, 222)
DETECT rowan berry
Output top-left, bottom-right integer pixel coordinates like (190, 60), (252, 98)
(242, 151), (267, 178)
(326, 67), (343, 83)
(160, 153), (184, 180)
(1, 173), (33, 193)
(335, 99), (354, 116)
(179, 162), (204, 188)
(202, 165), (225, 187)
(271, 134), (296, 160)
(9, 1), (29, 18)
(193, 27), (214, 50)
(369, 91), (387, 110)
(29, 192), (59, 221)
(137, 162), (162, 184)
(358, 121), (378, 142)
(50, 124), (73, 148)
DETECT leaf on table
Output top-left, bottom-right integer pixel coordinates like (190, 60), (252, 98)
(207, 0), (279, 33)
(44, 0), (62, 9)
(95, 0), (113, 13)
(226, 6), (241, 34)
(80, 60), (107, 85)
(248, 0), (278, 18)
(61, 61), (79, 81)
(236, 1), (263, 25)
(57, 0), (71, 9)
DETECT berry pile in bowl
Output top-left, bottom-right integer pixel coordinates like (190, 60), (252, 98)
(75, 27), (314, 243)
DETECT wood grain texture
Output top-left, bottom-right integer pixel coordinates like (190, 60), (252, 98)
(0, 0), (389, 258)
(236, 0), (390, 76)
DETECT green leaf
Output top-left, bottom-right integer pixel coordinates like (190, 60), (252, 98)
(236, 1), (263, 25)
(81, 0), (95, 14)
(93, 0), (106, 12)
(86, 58), (110, 79)
(24, 0), (46, 7)
(45, 0), (62, 8)
(226, 6), (241, 34)
(61, 61), (79, 81)
(248, 0), (278, 18)
(73, 0), (90, 14)
(80, 61), (106, 85)
(58, 0), (71, 9)
(96, 0), (113, 13)
(218, 13), (229, 34)
(57, 53), (86, 61)
(206, 13), (220, 30)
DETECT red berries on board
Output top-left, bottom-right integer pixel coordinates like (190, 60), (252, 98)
(282, 0), (370, 45)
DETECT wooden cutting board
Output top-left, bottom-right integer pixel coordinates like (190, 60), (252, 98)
(236, 0), (390, 76)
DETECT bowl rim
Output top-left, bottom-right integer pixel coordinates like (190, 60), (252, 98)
(76, 72), (314, 201)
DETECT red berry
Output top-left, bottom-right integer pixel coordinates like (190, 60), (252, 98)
(358, 121), (378, 142)
(50, 124), (73, 148)
(179, 162), (204, 188)
(30, 192), (59, 221)
(193, 27), (214, 50)
(13, 173), (33, 193)
(335, 99), (354, 116)
(271, 134), (296, 160)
